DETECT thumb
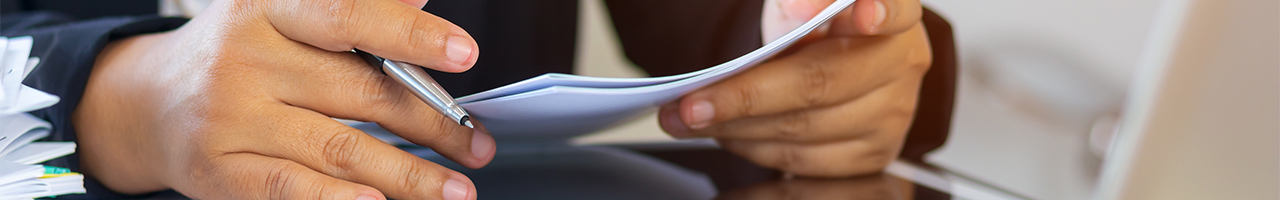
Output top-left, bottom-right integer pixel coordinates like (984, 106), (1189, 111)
(761, 0), (831, 43)
(832, 0), (922, 36)
(762, 0), (922, 43)
(398, 0), (429, 9)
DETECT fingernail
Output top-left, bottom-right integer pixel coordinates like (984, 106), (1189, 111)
(443, 179), (470, 200)
(471, 130), (495, 160)
(781, 0), (819, 21)
(446, 36), (474, 66)
(414, 0), (428, 9)
(660, 104), (690, 137)
(687, 101), (714, 129)
(872, 0), (887, 29)
(356, 194), (377, 200)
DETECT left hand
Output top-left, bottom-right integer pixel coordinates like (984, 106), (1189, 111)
(658, 0), (931, 177)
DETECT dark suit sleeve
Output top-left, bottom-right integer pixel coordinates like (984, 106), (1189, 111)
(1, 12), (187, 198)
(603, 0), (763, 77)
(3, 11), (186, 156)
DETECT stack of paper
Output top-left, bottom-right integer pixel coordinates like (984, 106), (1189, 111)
(351, 0), (857, 140)
(0, 36), (84, 199)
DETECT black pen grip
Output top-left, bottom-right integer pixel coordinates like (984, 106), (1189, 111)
(353, 49), (387, 74)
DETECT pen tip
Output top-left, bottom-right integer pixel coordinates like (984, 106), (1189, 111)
(461, 116), (474, 129)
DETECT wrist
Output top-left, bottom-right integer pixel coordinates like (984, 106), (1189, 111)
(74, 31), (174, 194)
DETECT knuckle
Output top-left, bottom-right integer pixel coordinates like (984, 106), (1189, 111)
(904, 31), (935, 74)
(315, 185), (335, 200)
(776, 112), (812, 141)
(354, 76), (405, 119)
(905, 51), (932, 75)
(324, 0), (359, 46)
(799, 60), (831, 108)
(321, 129), (363, 172)
(399, 161), (431, 195)
(853, 149), (896, 175)
(730, 85), (762, 118)
(422, 116), (458, 142)
(830, 143), (898, 177)
(882, 90), (920, 125)
(400, 15), (438, 55)
(778, 145), (805, 172)
(264, 162), (296, 200)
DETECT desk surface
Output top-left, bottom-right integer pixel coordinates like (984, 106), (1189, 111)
(65, 141), (1024, 199)
(412, 140), (1026, 200)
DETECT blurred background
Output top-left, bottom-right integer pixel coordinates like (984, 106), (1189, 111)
(569, 0), (1276, 199)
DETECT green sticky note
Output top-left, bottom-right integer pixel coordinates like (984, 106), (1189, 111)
(43, 166), (70, 175)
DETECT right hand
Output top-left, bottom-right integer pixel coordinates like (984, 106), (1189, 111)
(73, 0), (492, 199)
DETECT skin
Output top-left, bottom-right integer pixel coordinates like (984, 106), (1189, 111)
(73, 0), (930, 198)
(74, 0), (493, 199)
(660, 0), (932, 177)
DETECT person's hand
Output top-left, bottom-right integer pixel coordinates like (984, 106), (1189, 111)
(73, 0), (493, 199)
(761, 0), (922, 41)
(658, 0), (931, 177)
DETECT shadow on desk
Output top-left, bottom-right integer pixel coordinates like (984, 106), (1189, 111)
(62, 142), (954, 200)
(410, 143), (952, 200)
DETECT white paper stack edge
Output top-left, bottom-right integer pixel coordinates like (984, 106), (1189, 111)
(0, 36), (84, 199)
(349, 0), (859, 140)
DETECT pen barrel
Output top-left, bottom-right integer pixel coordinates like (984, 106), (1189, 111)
(382, 60), (471, 125)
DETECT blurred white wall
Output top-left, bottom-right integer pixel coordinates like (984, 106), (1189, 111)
(1095, 0), (1279, 198)
(921, 0), (1166, 199)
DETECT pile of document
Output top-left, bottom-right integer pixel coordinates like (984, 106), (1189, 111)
(353, 0), (856, 140)
(0, 36), (85, 199)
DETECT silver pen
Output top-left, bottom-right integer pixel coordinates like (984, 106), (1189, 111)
(354, 49), (474, 129)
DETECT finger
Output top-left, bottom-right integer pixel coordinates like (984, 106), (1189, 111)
(762, 0), (831, 43)
(674, 75), (921, 143)
(398, 0), (429, 9)
(677, 26), (931, 129)
(658, 101), (692, 138)
(764, 0), (921, 40)
(268, 47), (494, 169)
(718, 132), (908, 177)
(253, 105), (477, 200)
(205, 153), (385, 200)
(833, 0), (921, 36)
(264, 0), (478, 72)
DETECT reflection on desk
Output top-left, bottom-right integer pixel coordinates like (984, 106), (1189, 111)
(410, 141), (1022, 200)
(69, 140), (1021, 199)
(716, 173), (922, 200)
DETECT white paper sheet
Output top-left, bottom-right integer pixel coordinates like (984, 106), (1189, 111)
(0, 37), (10, 109)
(3, 142), (75, 165)
(38, 174), (85, 197)
(22, 58), (38, 81)
(0, 36), (77, 199)
(0, 114), (51, 157)
(0, 161), (84, 199)
(0, 36), (56, 116)
(457, 0), (856, 139)
(1, 85), (60, 115)
(0, 160), (42, 188)
(353, 0), (856, 140)
(2, 37), (33, 111)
